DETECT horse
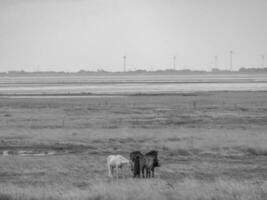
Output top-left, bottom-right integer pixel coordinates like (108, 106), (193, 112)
(132, 154), (141, 177)
(145, 150), (160, 177)
(130, 151), (143, 177)
(138, 154), (155, 178)
(130, 150), (160, 178)
(107, 155), (132, 179)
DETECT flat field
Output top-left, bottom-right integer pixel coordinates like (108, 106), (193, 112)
(0, 75), (267, 199)
(1, 74), (267, 94)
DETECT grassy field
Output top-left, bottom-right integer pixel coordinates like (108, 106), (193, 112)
(0, 91), (267, 199)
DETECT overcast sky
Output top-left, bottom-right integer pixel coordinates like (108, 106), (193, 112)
(0, 0), (266, 72)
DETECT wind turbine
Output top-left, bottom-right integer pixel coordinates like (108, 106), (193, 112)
(173, 56), (176, 70)
(261, 54), (265, 68)
(123, 55), (127, 72)
(229, 50), (233, 71)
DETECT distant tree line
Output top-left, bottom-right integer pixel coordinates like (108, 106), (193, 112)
(0, 67), (266, 76)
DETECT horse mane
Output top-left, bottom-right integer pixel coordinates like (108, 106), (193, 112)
(131, 151), (142, 155)
(145, 150), (159, 167)
(130, 151), (143, 161)
(145, 150), (158, 156)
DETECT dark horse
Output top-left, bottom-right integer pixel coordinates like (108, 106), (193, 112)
(130, 150), (160, 178)
(145, 150), (160, 177)
(130, 151), (142, 177)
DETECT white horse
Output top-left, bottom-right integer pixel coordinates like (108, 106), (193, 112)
(107, 155), (132, 179)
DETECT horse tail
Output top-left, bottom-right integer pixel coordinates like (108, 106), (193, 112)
(134, 155), (140, 176)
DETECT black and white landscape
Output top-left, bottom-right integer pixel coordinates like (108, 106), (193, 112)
(0, 1), (267, 200)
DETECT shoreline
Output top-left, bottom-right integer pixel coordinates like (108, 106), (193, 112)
(0, 90), (267, 98)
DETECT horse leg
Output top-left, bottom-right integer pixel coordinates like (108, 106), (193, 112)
(143, 168), (146, 178)
(137, 166), (142, 178)
(151, 168), (154, 178)
(108, 165), (112, 178)
(137, 165), (141, 178)
(111, 166), (115, 178)
(116, 166), (118, 180)
(134, 170), (139, 178)
(135, 169), (140, 178)
(145, 167), (148, 178)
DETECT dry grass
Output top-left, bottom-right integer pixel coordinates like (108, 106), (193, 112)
(0, 91), (267, 199)
(0, 179), (266, 200)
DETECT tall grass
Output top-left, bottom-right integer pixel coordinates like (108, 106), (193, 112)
(0, 179), (266, 200)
